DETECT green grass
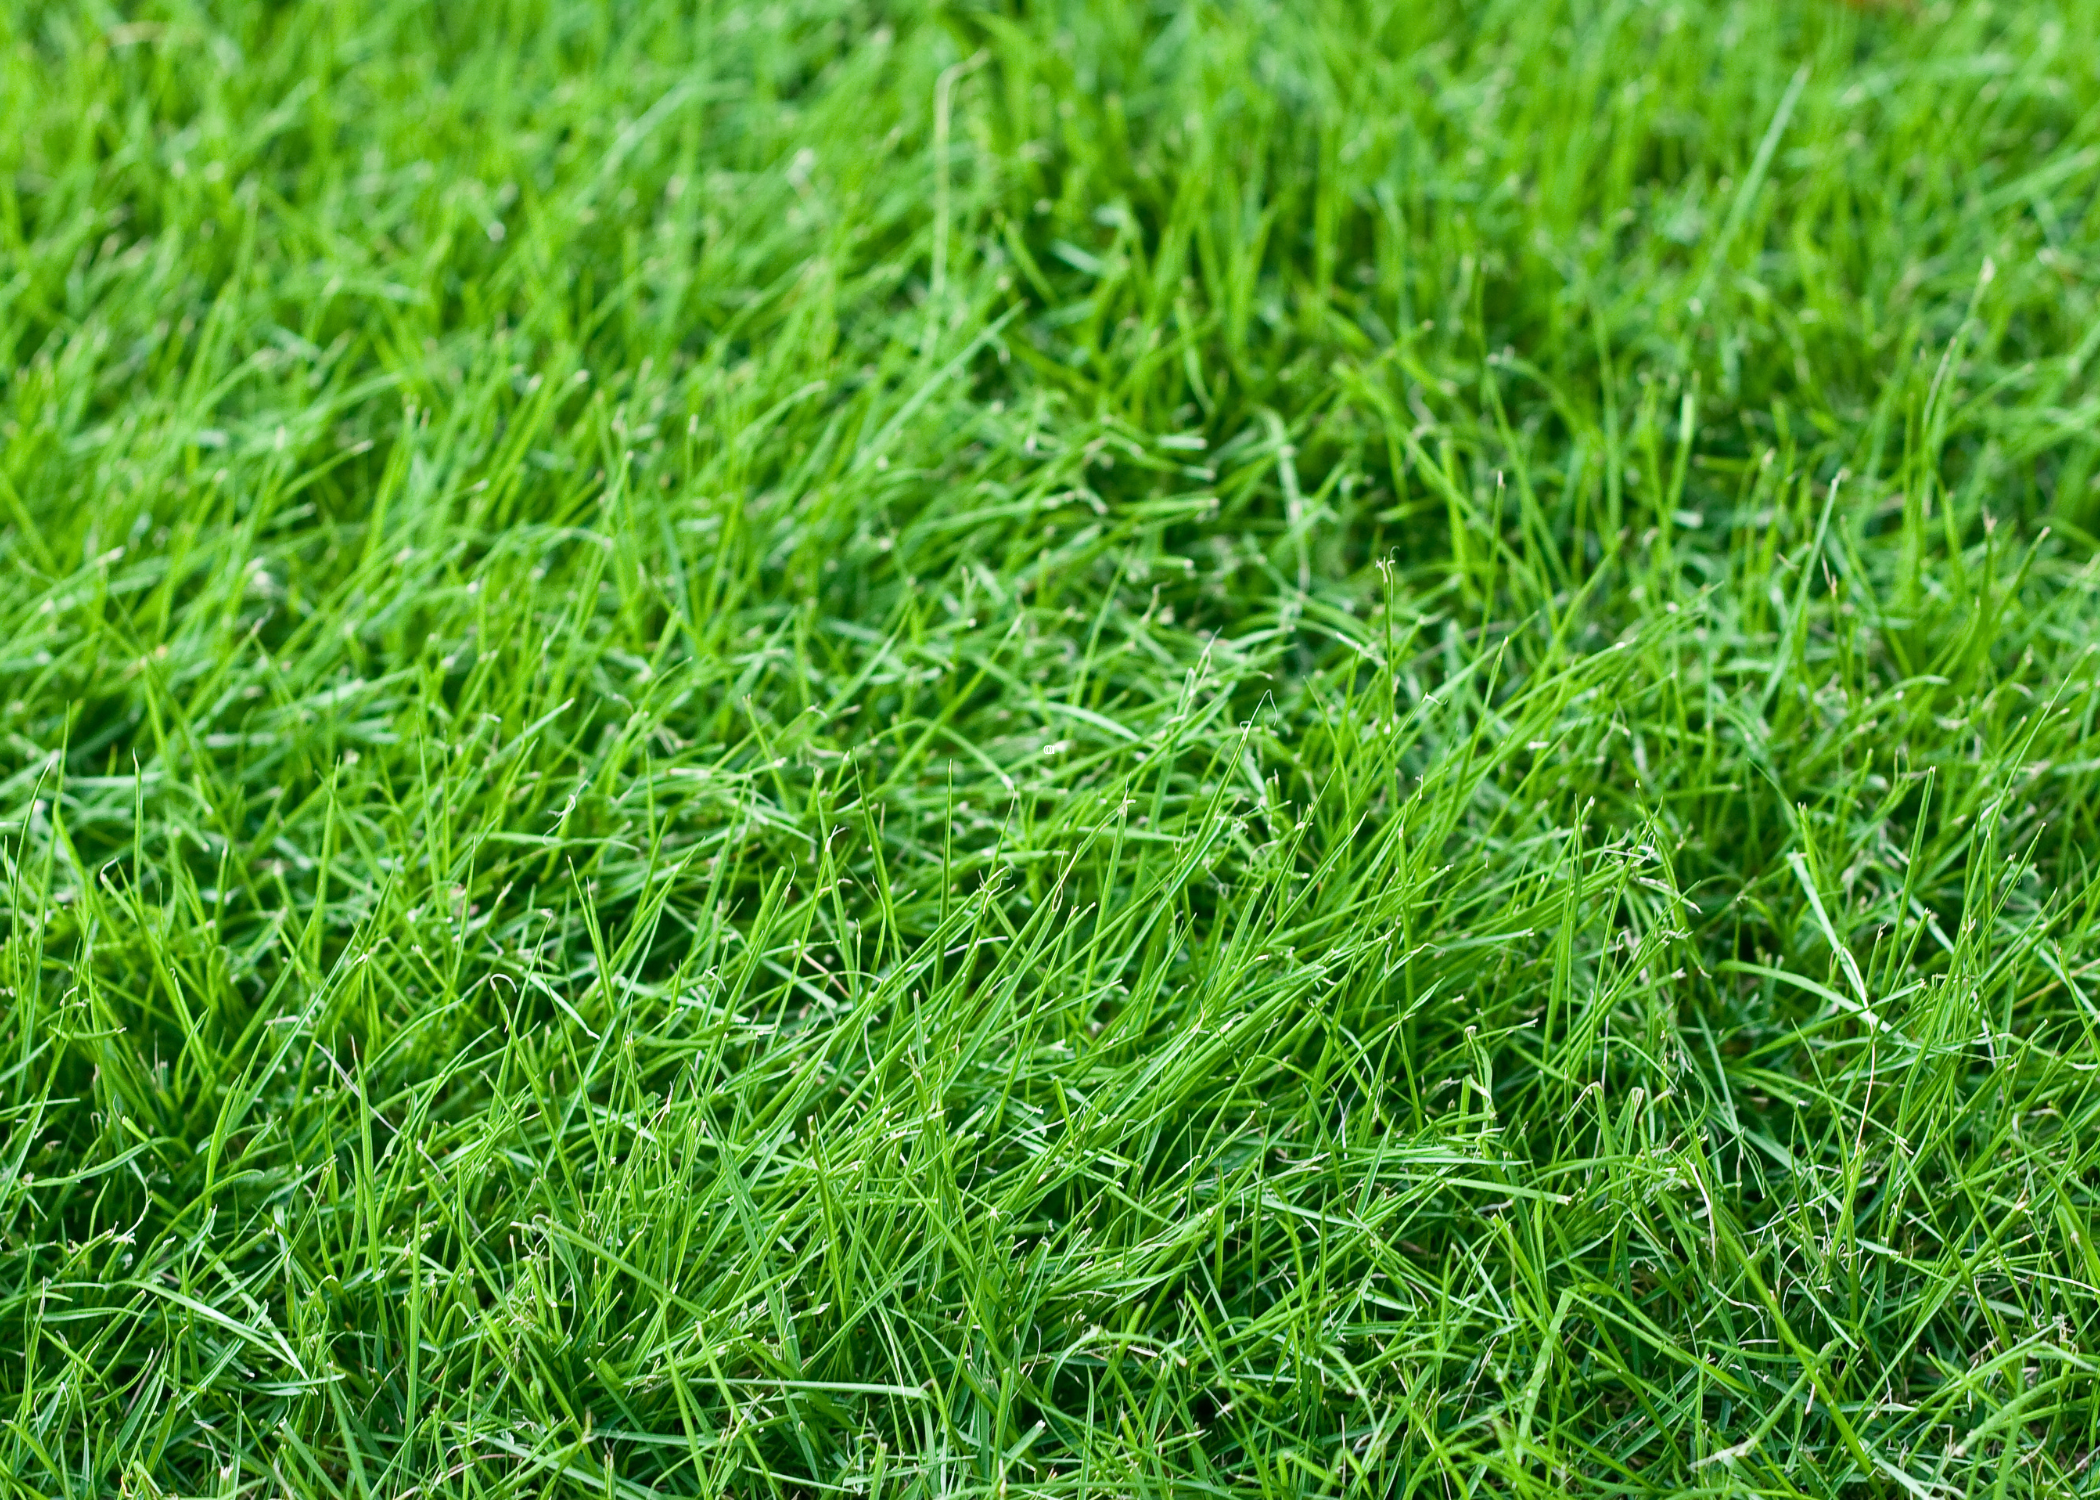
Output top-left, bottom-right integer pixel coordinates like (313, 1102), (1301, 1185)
(6, 0), (2100, 1493)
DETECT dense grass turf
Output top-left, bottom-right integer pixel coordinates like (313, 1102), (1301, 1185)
(7, 0), (2100, 1493)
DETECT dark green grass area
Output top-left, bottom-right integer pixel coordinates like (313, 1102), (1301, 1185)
(8, 0), (2100, 1493)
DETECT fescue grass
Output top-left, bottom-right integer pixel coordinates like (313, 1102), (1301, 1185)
(6, 0), (2100, 1494)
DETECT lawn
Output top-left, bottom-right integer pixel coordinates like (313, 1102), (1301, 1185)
(6, 0), (2100, 1494)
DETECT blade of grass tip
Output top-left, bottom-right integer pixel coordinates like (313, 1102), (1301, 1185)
(929, 50), (990, 320)
(1761, 469), (1845, 718)
(1785, 847), (1886, 1032)
(1690, 64), (1809, 317)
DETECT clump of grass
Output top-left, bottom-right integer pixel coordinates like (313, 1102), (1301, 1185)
(5, 0), (2100, 1494)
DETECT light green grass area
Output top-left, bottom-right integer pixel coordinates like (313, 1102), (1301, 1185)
(7, 0), (2100, 1493)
